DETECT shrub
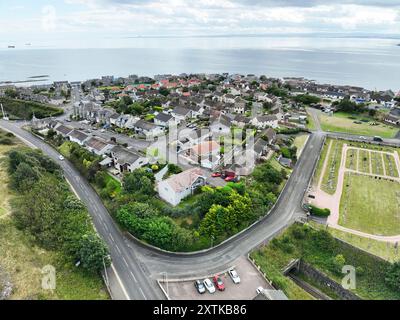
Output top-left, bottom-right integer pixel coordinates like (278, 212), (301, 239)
(309, 205), (331, 217)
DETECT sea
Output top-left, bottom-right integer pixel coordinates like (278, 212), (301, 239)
(0, 35), (399, 91)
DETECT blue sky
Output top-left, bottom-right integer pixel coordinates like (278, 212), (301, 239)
(0, 0), (399, 48)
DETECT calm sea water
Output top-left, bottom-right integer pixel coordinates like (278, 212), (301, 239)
(0, 36), (399, 91)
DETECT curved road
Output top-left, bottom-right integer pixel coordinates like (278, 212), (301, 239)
(5, 118), (388, 300)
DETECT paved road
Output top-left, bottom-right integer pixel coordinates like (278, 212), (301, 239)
(0, 119), (164, 301)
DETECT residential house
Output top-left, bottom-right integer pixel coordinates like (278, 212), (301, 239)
(210, 113), (232, 136)
(232, 114), (250, 128)
(253, 138), (269, 159)
(68, 130), (89, 146)
(110, 145), (149, 174)
(171, 106), (192, 123)
(154, 113), (176, 127)
(134, 120), (164, 137)
(84, 136), (114, 156)
(188, 140), (221, 169)
(54, 124), (73, 137)
(251, 115), (279, 129)
(157, 168), (206, 206)
(263, 128), (277, 144)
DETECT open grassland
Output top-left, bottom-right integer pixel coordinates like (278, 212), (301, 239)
(339, 173), (400, 236)
(382, 153), (399, 178)
(321, 139), (344, 195)
(358, 149), (371, 174)
(319, 112), (398, 138)
(310, 222), (400, 263)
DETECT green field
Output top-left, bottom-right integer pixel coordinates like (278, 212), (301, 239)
(358, 149), (370, 174)
(345, 148), (357, 170)
(321, 139), (344, 195)
(371, 152), (384, 176)
(339, 173), (400, 236)
(313, 138), (331, 186)
(382, 153), (399, 178)
(319, 112), (398, 138)
(0, 97), (63, 120)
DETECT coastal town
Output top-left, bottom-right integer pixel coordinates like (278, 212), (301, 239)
(1, 71), (400, 302)
(1, 73), (399, 208)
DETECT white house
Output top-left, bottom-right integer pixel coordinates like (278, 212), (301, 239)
(171, 106), (192, 123)
(110, 145), (149, 174)
(68, 130), (89, 146)
(133, 120), (164, 137)
(251, 115), (279, 129)
(157, 168), (206, 206)
(154, 112), (176, 127)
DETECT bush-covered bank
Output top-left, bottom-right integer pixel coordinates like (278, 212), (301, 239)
(0, 97), (63, 120)
(8, 148), (110, 273)
(251, 224), (400, 300)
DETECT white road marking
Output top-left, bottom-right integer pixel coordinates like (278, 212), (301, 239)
(129, 271), (137, 283)
(139, 287), (147, 300)
(122, 257), (129, 268)
(110, 264), (131, 300)
(109, 234), (115, 243)
(115, 245), (121, 254)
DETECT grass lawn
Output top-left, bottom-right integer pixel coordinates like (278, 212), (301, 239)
(382, 153), (399, 178)
(310, 222), (400, 263)
(319, 112), (398, 138)
(321, 139), (344, 195)
(339, 173), (400, 236)
(345, 148), (357, 170)
(371, 152), (384, 175)
(293, 134), (309, 158)
(312, 138), (331, 186)
(358, 149), (370, 174)
(251, 224), (400, 300)
(306, 113), (316, 131)
(0, 134), (109, 300)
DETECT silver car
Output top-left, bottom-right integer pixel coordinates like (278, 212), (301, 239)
(203, 278), (216, 294)
(229, 269), (241, 284)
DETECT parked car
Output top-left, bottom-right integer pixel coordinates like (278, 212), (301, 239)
(58, 155), (65, 161)
(213, 276), (225, 291)
(228, 269), (241, 284)
(256, 286), (264, 294)
(212, 172), (222, 177)
(221, 170), (235, 179)
(203, 279), (216, 294)
(194, 280), (206, 294)
(373, 136), (383, 142)
(224, 175), (236, 182)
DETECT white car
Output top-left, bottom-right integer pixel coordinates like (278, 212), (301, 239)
(203, 278), (216, 294)
(58, 155), (65, 161)
(228, 269), (241, 284)
(256, 286), (264, 295)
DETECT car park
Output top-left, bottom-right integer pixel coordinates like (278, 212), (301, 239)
(228, 269), (241, 284)
(194, 280), (206, 294)
(203, 278), (216, 294)
(213, 276), (225, 291)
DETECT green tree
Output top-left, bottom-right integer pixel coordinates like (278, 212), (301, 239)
(78, 234), (111, 273)
(123, 169), (155, 195)
(385, 262), (400, 292)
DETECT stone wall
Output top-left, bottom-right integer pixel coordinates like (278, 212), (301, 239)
(297, 260), (360, 300)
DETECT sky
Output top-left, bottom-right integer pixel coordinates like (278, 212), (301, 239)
(0, 0), (400, 48)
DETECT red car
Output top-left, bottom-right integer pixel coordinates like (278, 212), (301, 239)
(224, 175), (236, 182)
(212, 172), (222, 177)
(213, 276), (225, 291)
